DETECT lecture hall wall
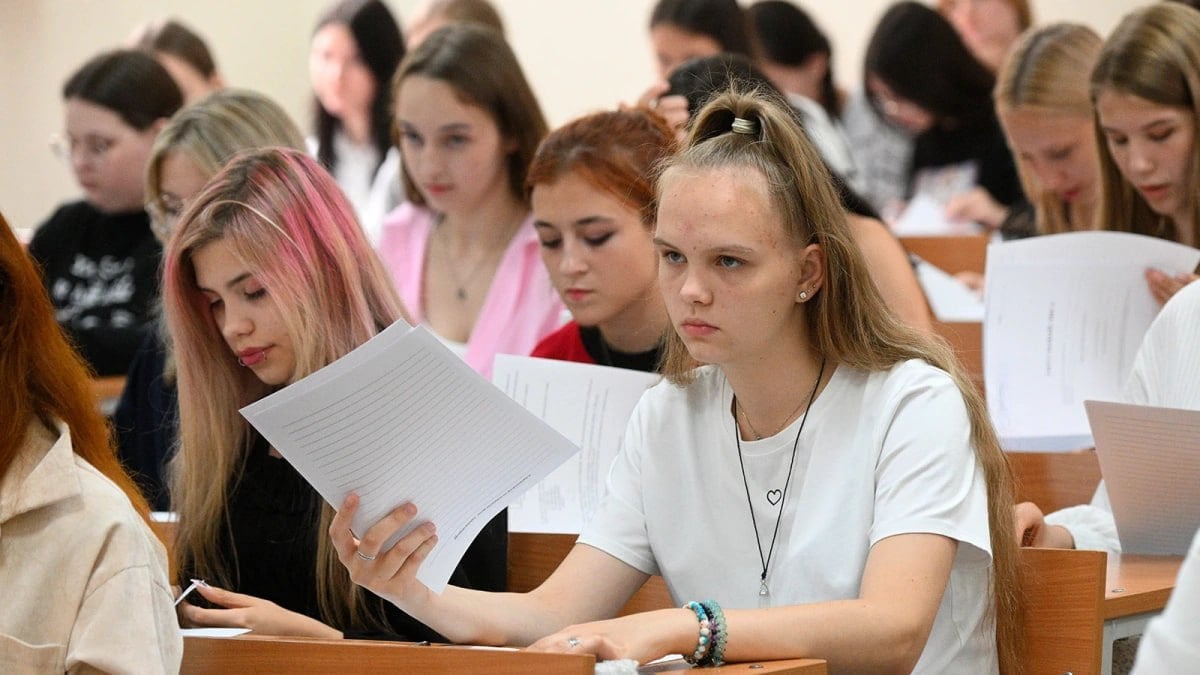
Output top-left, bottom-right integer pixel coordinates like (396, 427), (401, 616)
(0, 1), (1139, 235)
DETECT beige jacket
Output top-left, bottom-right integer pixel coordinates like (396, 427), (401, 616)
(0, 421), (182, 674)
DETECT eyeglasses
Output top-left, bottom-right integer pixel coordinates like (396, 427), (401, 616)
(147, 193), (187, 241)
(49, 133), (117, 164)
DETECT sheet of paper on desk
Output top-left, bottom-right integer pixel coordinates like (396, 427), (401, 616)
(915, 258), (985, 322)
(240, 320), (580, 592)
(890, 193), (984, 236)
(494, 355), (659, 533)
(1086, 400), (1200, 555)
(984, 231), (1200, 451)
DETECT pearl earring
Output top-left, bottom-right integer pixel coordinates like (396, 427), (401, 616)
(799, 291), (808, 301)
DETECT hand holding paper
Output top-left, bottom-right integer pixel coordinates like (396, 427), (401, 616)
(240, 321), (580, 592)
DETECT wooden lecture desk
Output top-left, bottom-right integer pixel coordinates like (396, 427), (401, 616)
(1103, 554), (1183, 674)
(181, 634), (827, 674)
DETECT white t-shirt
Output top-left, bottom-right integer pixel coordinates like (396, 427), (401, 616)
(579, 360), (997, 673)
(1045, 280), (1200, 551)
(307, 132), (402, 246)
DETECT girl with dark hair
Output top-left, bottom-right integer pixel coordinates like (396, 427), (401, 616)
(0, 213), (181, 672)
(309, 0), (405, 245)
(648, 0), (750, 79)
(332, 88), (1020, 673)
(864, 2), (1023, 221)
(746, 0), (858, 190)
(379, 24), (563, 379)
(27, 49), (183, 377)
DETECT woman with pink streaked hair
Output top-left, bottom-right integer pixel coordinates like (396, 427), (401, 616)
(161, 147), (507, 639)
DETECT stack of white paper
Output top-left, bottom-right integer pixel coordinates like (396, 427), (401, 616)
(914, 259), (985, 322)
(493, 355), (659, 533)
(984, 232), (1200, 451)
(890, 193), (984, 237)
(240, 321), (580, 592)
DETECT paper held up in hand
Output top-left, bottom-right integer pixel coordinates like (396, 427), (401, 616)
(983, 231), (1200, 451)
(240, 320), (580, 593)
(494, 355), (659, 534)
(1086, 400), (1200, 555)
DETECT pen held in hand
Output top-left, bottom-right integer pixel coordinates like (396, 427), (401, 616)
(174, 578), (209, 606)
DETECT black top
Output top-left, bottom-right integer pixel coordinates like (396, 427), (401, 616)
(909, 110), (1023, 209)
(579, 325), (662, 373)
(113, 327), (178, 511)
(27, 201), (162, 376)
(184, 436), (508, 640)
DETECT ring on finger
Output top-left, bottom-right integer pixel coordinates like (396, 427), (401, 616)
(567, 636), (581, 648)
(356, 550), (377, 561)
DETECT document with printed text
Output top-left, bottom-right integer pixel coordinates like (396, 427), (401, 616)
(984, 232), (1200, 450)
(240, 321), (580, 592)
(1086, 400), (1200, 555)
(494, 355), (659, 533)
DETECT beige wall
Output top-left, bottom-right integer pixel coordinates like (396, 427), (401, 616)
(1, 0), (1139, 234)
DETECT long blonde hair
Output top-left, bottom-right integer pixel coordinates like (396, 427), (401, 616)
(1092, 3), (1200, 245)
(658, 89), (1022, 672)
(162, 147), (408, 631)
(995, 24), (1103, 235)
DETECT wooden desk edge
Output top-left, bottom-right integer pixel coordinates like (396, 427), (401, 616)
(1103, 554), (1183, 619)
(183, 635), (826, 674)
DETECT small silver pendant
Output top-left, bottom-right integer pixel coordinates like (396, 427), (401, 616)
(758, 580), (770, 608)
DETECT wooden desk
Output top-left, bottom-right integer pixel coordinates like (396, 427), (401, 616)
(1021, 549), (1181, 674)
(1007, 449), (1101, 513)
(1102, 554), (1183, 674)
(182, 635), (827, 674)
(932, 320), (982, 393)
(901, 234), (989, 275)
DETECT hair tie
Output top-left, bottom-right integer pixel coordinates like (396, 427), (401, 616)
(731, 116), (759, 135)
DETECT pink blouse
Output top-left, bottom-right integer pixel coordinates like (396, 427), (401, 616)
(378, 202), (565, 378)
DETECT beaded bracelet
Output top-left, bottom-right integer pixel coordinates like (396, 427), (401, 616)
(682, 601), (714, 665)
(700, 600), (728, 666)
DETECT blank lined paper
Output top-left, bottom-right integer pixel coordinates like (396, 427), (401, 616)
(241, 321), (579, 592)
(1086, 400), (1200, 555)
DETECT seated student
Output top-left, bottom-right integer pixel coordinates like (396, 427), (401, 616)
(528, 109), (676, 371)
(666, 54), (933, 332)
(379, 24), (563, 379)
(405, 0), (505, 49)
(28, 50), (183, 376)
(864, 2), (1023, 221)
(987, 23), (1104, 239)
(0, 213), (180, 673)
(1133, 527), (1200, 672)
(647, 0), (749, 80)
(113, 88), (307, 511)
(129, 17), (224, 103)
(1092, 2), (1200, 305)
(331, 89), (1021, 673)
(162, 148), (507, 638)
(745, 0), (859, 191)
(638, 0), (752, 137)
(1016, 276), (1200, 551)
(309, 0), (405, 245)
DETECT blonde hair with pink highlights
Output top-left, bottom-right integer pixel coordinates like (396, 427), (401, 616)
(162, 147), (408, 631)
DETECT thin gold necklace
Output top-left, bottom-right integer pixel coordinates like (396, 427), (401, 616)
(736, 392), (810, 441)
(433, 217), (508, 302)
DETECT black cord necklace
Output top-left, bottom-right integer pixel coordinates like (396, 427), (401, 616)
(733, 357), (826, 608)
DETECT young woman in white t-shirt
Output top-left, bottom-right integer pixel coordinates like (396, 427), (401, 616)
(329, 89), (1021, 672)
